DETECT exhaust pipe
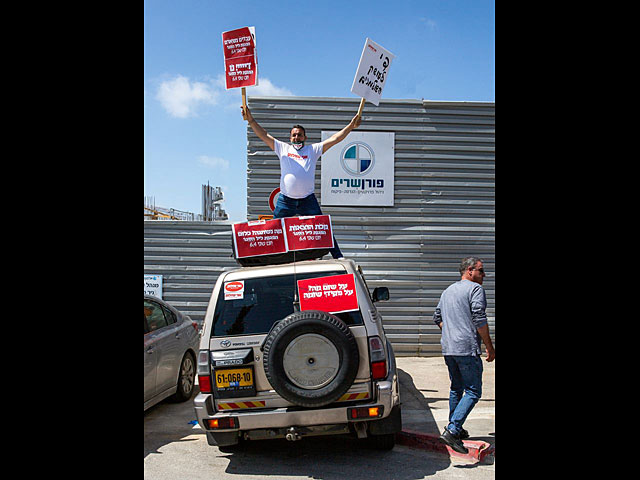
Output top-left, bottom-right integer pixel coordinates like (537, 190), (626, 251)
(285, 427), (301, 441)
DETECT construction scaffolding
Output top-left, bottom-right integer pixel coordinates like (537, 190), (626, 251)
(144, 183), (228, 222)
(201, 183), (228, 221)
(144, 196), (201, 221)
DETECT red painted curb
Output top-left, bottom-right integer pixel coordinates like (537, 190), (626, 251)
(397, 429), (495, 464)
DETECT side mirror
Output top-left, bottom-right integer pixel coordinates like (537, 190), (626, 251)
(372, 287), (389, 302)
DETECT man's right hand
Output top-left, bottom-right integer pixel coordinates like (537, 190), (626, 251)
(241, 105), (252, 122)
(241, 106), (275, 151)
(484, 345), (495, 362)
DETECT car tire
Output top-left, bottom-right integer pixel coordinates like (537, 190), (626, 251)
(263, 310), (359, 408)
(169, 352), (195, 402)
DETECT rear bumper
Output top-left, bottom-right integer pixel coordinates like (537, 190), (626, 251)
(194, 379), (398, 432)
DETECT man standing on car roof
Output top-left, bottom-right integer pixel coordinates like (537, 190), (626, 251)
(433, 257), (495, 454)
(241, 105), (361, 259)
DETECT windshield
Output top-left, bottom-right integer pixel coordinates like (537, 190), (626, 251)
(212, 270), (364, 337)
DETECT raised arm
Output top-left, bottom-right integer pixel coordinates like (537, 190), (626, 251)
(320, 114), (362, 154)
(242, 106), (275, 152)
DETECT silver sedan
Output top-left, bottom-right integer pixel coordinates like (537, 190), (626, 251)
(144, 295), (200, 411)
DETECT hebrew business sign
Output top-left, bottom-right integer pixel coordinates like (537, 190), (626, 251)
(320, 131), (394, 206)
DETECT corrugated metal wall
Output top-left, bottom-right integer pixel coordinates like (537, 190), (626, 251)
(246, 96), (494, 356)
(143, 96), (494, 357)
(144, 220), (235, 321)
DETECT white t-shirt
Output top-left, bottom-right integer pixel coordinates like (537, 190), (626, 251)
(273, 139), (323, 199)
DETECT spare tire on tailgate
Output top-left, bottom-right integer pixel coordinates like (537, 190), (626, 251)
(262, 310), (360, 408)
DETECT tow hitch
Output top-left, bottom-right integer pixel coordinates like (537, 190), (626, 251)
(285, 427), (302, 441)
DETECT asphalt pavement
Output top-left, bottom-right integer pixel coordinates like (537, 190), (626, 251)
(144, 355), (495, 479)
(395, 356), (495, 462)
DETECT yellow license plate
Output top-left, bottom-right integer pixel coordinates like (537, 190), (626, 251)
(215, 367), (253, 389)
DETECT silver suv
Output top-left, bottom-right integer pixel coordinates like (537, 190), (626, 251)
(194, 258), (401, 450)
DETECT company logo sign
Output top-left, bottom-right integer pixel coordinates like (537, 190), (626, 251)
(321, 131), (394, 206)
(340, 142), (375, 175)
(333, 141), (384, 190)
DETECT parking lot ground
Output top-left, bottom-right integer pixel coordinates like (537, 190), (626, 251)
(395, 357), (495, 464)
(144, 356), (495, 479)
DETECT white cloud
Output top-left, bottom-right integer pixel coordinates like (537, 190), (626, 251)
(156, 74), (293, 117)
(215, 74), (293, 108)
(156, 75), (219, 118)
(197, 155), (230, 170)
(246, 78), (294, 97)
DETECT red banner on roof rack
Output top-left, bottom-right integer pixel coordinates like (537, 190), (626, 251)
(232, 218), (287, 258)
(283, 215), (334, 251)
(231, 215), (333, 259)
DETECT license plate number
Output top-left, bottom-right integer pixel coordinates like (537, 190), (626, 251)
(215, 367), (253, 389)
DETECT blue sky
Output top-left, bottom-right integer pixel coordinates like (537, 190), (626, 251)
(144, 0), (495, 222)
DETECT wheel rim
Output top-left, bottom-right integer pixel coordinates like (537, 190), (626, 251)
(180, 356), (194, 394)
(282, 334), (340, 389)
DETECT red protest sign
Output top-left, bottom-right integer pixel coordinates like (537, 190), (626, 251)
(221, 27), (258, 89)
(297, 274), (359, 314)
(232, 218), (286, 258)
(283, 215), (334, 251)
(222, 27), (256, 59)
(224, 56), (257, 89)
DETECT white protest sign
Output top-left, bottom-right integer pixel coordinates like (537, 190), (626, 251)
(144, 275), (163, 299)
(351, 38), (395, 106)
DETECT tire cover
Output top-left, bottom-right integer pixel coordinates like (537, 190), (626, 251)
(263, 310), (360, 407)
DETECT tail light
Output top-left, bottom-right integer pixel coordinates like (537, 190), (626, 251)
(368, 336), (387, 380)
(207, 417), (238, 430)
(198, 350), (212, 393)
(199, 375), (212, 393)
(348, 405), (384, 419)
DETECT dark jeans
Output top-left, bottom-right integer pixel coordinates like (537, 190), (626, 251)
(444, 355), (483, 436)
(273, 193), (343, 259)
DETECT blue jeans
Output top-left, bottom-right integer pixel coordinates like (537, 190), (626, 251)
(444, 355), (483, 436)
(273, 193), (343, 259)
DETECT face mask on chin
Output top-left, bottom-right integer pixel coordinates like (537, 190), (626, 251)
(292, 142), (304, 151)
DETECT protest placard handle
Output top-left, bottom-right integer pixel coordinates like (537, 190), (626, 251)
(356, 97), (366, 119)
(242, 87), (247, 119)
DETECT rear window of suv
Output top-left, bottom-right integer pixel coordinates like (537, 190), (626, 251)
(212, 270), (364, 337)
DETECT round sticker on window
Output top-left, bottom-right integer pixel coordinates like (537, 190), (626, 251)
(224, 281), (244, 300)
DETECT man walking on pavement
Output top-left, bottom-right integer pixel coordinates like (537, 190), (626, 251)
(241, 105), (361, 259)
(433, 257), (495, 454)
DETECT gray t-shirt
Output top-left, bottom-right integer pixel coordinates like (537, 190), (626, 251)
(433, 279), (488, 356)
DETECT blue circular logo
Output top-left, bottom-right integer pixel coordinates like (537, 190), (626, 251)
(340, 142), (375, 176)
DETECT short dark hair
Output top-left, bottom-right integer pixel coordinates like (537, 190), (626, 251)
(459, 256), (483, 275)
(291, 125), (306, 136)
